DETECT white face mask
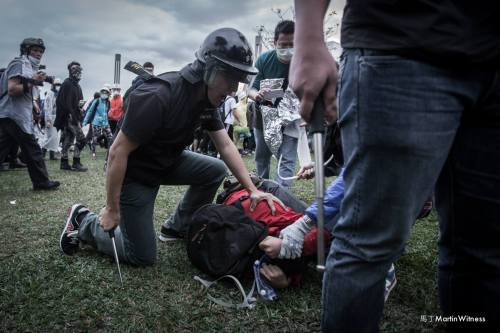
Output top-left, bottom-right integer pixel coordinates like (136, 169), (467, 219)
(276, 48), (293, 63)
(101, 94), (109, 99)
(28, 55), (41, 66)
(112, 90), (120, 96)
(54, 86), (60, 92)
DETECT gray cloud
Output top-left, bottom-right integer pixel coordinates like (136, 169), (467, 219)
(0, 0), (344, 100)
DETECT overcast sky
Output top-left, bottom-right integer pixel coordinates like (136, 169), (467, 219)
(0, 0), (345, 100)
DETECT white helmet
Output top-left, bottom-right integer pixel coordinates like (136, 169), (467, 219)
(100, 86), (110, 94)
(53, 78), (62, 85)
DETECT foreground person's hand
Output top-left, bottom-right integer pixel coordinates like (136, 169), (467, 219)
(259, 236), (283, 259)
(99, 206), (120, 232)
(289, 41), (337, 125)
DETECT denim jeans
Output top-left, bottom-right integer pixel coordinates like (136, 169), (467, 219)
(321, 49), (500, 332)
(253, 127), (297, 189)
(79, 150), (227, 266)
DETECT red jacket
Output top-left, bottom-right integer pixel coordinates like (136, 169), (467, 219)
(108, 95), (124, 121)
(223, 189), (330, 257)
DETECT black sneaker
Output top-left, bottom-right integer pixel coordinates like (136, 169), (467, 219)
(33, 180), (60, 191)
(159, 223), (184, 242)
(60, 204), (89, 255)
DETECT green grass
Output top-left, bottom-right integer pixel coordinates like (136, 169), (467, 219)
(0, 149), (443, 332)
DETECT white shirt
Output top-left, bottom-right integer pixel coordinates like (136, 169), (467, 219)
(223, 96), (237, 125)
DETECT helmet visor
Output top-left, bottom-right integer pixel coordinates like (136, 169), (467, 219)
(214, 65), (255, 85)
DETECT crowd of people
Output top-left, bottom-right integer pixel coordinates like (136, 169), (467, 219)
(0, 41), (140, 182)
(1, 0), (499, 331)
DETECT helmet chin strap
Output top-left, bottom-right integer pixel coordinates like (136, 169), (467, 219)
(204, 84), (211, 106)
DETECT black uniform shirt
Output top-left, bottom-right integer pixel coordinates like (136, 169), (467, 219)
(120, 64), (224, 186)
(341, 0), (500, 67)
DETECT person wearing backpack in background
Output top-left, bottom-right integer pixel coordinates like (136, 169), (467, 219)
(83, 91), (100, 151)
(221, 91), (237, 141)
(59, 28), (282, 268)
(0, 38), (60, 190)
(82, 86), (113, 160)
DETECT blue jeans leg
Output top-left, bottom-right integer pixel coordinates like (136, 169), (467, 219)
(162, 150), (227, 234)
(254, 127), (271, 179)
(321, 49), (486, 332)
(79, 181), (160, 266)
(274, 133), (298, 189)
(437, 72), (500, 330)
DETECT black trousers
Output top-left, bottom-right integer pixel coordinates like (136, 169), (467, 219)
(0, 118), (49, 185)
(109, 120), (118, 135)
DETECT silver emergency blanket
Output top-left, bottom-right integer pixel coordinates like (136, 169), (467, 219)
(260, 78), (302, 156)
(278, 87), (302, 127)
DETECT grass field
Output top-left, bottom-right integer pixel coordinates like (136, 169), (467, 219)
(0, 148), (444, 332)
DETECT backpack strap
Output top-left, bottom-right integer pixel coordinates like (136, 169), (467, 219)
(193, 275), (257, 310)
(253, 255), (279, 301)
(86, 99), (101, 124)
(193, 254), (279, 309)
(221, 96), (235, 123)
(230, 195), (250, 210)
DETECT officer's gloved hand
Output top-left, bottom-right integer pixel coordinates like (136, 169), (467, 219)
(279, 214), (314, 259)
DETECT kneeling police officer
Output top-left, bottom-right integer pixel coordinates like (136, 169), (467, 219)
(60, 28), (281, 266)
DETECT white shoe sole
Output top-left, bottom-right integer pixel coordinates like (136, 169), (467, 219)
(158, 234), (182, 242)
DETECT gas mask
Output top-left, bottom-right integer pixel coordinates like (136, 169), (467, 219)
(276, 48), (294, 63)
(101, 94), (109, 100)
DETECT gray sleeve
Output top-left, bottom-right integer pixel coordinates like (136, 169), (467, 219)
(6, 61), (23, 80)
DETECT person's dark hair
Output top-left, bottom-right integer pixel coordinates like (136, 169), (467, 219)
(67, 61), (81, 71)
(93, 92), (100, 99)
(143, 62), (154, 69)
(274, 20), (294, 42)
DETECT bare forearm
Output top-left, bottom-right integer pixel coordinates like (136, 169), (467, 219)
(217, 139), (258, 193)
(8, 80), (25, 97)
(294, 0), (329, 46)
(105, 148), (128, 211)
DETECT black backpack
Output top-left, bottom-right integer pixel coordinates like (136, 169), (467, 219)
(187, 203), (268, 279)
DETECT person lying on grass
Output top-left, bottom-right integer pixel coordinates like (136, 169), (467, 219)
(260, 167), (433, 300)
